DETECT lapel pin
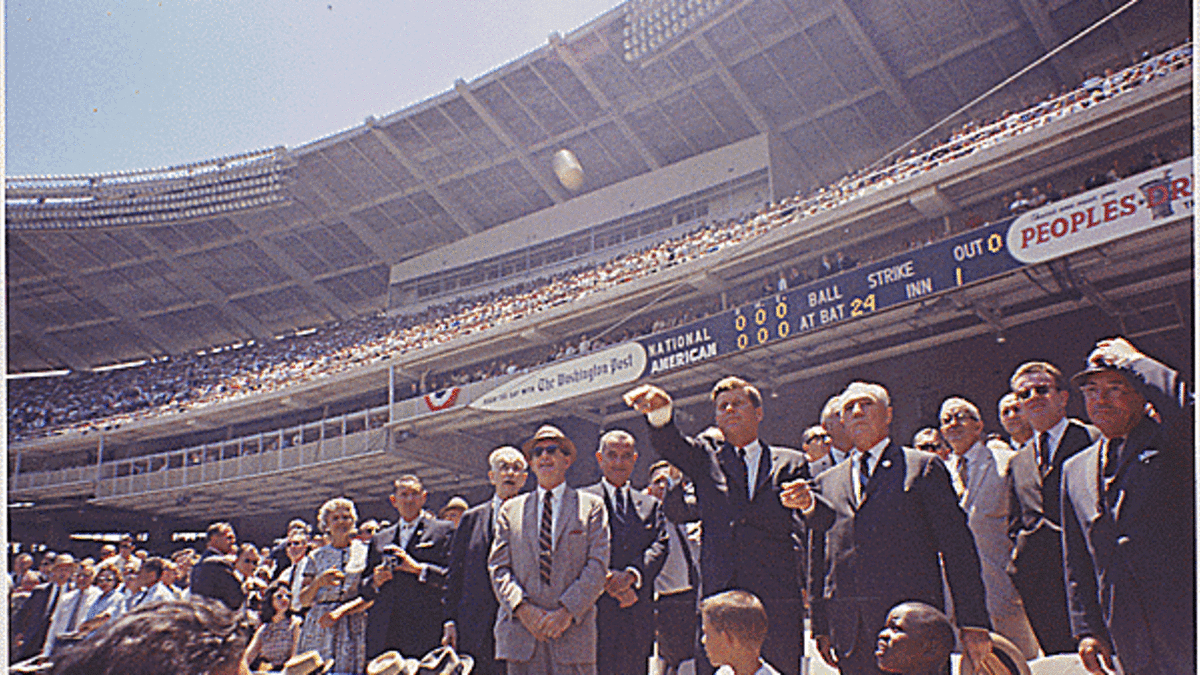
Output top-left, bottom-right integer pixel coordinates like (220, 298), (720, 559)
(881, 459), (892, 470)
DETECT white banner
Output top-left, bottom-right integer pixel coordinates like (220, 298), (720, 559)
(1006, 157), (1193, 264)
(469, 342), (647, 412)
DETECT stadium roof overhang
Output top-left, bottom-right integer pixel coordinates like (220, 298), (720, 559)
(11, 67), (1189, 466)
(5, 0), (1188, 372)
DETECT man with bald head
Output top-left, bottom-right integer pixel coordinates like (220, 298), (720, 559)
(939, 396), (1038, 659)
(1061, 338), (1193, 675)
(782, 381), (991, 675)
(11, 553), (77, 662)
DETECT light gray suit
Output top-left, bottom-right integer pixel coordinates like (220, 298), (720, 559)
(489, 487), (609, 674)
(953, 441), (1039, 658)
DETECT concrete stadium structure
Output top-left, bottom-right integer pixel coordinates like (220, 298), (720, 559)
(6, 0), (1191, 548)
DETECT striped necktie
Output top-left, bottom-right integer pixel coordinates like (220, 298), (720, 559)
(538, 491), (553, 585)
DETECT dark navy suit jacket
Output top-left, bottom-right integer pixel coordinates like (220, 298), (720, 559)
(444, 501), (502, 672)
(1061, 355), (1193, 674)
(649, 420), (809, 600)
(807, 441), (990, 660)
(581, 482), (669, 674)
(361, 513), (455, 660)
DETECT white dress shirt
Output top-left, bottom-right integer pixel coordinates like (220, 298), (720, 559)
(398, 515), (421, 550)
(738, 439), (765, 500)
(1038, 416), (1070, 464)
(602, 478), (644, 587)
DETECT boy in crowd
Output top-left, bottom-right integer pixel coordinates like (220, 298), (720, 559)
(700, 590), (780, 675)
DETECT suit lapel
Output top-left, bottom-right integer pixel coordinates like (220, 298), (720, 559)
(826, 459), (858, 512)
(482, 502), (494, 542)
(406, 515), (427, 553)
(555, 488), (578, 548)
(861, 442), (901, 506)
(752, 443), (773, 502)
(523, 492), (540, 558)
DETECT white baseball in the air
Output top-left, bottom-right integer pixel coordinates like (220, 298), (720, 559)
(552, 149), (584, 191)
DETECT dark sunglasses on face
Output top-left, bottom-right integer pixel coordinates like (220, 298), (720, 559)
(531, 444), (569, 458)
(941, 411), (978, 425)
(916, 442), (943, 452)
(805, 434), (830, 443)
(1016, 384), (1054, 400)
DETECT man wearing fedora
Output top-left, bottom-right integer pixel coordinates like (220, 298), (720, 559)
(1060, 337), (1193, 675)
(444, 446), (529, 675)
(489, 424), (609, 675)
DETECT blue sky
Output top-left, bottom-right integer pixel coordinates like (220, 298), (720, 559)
(5, 0), (623, 177)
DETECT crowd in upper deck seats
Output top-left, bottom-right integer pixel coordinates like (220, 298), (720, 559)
(7, 40), (1191, 444)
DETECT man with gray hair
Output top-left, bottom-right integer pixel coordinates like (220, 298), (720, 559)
(582, 429), (669, 675)
(819, 394), (852, 466)
(444, 446), (529, 675)
(939, 396), (1038, 659)
(783, 381), (992, 675)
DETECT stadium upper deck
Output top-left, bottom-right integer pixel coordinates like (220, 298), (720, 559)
(8, 42), (1192, 450)
(6, 0), (1188, 373)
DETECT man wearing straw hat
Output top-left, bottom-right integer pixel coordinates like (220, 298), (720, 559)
(489, 424), (609, 675)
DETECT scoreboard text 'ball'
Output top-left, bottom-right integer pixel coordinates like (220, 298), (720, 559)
(552, 149), (584, 191)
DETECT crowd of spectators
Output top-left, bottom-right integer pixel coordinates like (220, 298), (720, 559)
(9, 335), (1191, 675)
(8, 40), (1191, 444)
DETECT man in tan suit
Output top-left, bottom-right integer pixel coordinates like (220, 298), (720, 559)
(489, 425), (610, 675)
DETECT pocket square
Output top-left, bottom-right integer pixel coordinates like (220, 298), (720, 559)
(1138, 449), (1159, 462)
(416, 541), (434, 548)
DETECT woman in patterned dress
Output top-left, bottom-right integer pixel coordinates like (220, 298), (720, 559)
(245, 581), (302, 670)
(296, 497), (373, 674)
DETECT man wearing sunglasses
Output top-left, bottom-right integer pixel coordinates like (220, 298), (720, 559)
(1006, 361), (1098, 656)
(1061, 337), (1193, 675)
(910, 428), (950, 460)
(803, 426), (839, 474)
(626, 376), (810, 675)
(490, 425), (609, 675)
(939, 397), (1039, 659)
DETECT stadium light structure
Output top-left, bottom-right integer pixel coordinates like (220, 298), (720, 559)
(623, 0), (726, 61)
(4, 147), (291, 230)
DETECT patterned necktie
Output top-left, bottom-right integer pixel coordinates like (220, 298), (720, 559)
(1038, 431), (1052, 474)
(538, 491), (554, 585)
